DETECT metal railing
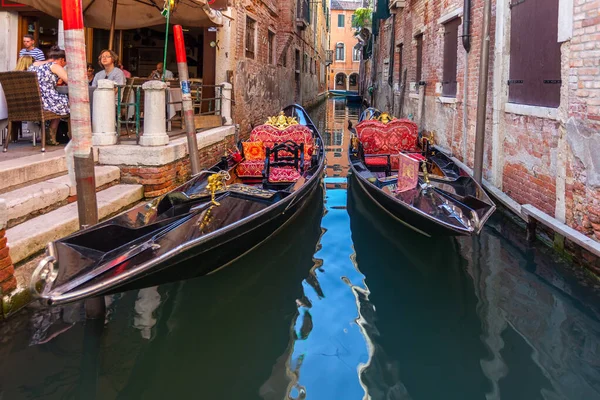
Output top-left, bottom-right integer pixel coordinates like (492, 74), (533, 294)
(114, 82), (226, 142)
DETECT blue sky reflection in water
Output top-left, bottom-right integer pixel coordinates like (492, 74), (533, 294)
(0, 98), (598, 400)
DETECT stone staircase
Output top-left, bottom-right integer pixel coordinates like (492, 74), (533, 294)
(0, 150), (144, 267)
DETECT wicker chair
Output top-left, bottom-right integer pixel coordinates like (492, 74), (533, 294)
(0, 71), (67, 152)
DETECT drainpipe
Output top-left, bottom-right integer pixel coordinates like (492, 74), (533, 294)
(462, 0), (471, 161)
(473, 0), (492, 184)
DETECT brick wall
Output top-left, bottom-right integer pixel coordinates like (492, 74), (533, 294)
(231, 0), (329, 137)
(0, 200), (16, 296)
(366, 0), (600, 244)
(121, 134), (236, 198)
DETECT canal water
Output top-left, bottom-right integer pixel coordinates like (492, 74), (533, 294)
(0, 98), (599, 400)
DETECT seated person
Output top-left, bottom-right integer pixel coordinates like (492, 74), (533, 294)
(119, 64), (132, 78)
(14, 55), (34, 71)
(91, 49), (126, 87)
(86, 63), (95, 85)
(149, 62), (174, 80)
(28, 46), (69, 145)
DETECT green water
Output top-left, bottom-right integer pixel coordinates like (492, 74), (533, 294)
(0, 98), (598, 400)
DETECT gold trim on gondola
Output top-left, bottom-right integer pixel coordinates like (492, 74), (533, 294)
(265, 111), (299, 130)
(376, 112), (395, 124)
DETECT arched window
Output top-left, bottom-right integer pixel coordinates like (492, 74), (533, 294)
(335, 43), (345, 61)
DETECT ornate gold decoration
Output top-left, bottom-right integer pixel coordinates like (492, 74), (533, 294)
(351, 136), (359, 152)
(376, 112), (395, 124)
(206, 172), (228, 206)
(422, 131), (435, 146)
(421, 161), (430, 185)
(265, 111), (299, 130)
(198, 206), (214, 234)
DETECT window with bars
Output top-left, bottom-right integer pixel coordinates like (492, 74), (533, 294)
(442, 18), (460, 97)
(415, 34), (423, 83)
(268, 31), (275, 64)
(245, 17), (256, 59)
(338, 14), (345, 28)
(508, 0), (561, 107)
(335, 43), (345, 61)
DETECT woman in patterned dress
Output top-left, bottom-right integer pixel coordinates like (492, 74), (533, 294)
(28, 46), (69, 145)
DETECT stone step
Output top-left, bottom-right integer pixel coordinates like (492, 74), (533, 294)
(2, 166), (121, 228)
(7, 184), (144, 265)
(0, 150), (68, 193)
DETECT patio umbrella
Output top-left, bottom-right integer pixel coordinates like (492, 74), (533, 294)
(15, 0), (223, 30)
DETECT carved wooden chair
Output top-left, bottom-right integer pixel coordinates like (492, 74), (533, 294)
(263, 140), (305, 188)
(0, 71), (67, 152)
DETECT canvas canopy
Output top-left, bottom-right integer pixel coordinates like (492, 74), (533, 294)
(15, 0), (223, 29)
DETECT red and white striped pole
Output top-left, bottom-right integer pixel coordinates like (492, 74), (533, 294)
(173, 24), (201, 175)
(61, 0), (98, 228)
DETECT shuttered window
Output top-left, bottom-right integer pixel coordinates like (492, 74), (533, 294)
(442, 18), (460, 97)
(245, 17), (256, 59)
(338, 14), (345, 28)
(508, 0), (561, 107)
(336, 43), (345, 61)
(415, 34), (423, 83)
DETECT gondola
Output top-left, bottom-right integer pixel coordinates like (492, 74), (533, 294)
(30, 104), (325, 306)
(348, 108), (495, 237)
(329, 90), (359, 97)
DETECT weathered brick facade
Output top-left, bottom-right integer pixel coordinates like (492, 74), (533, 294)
(231, 0), (330, 138)
(120, 134), (236, 197)
(365, 0), (600, 243)
(0, 229), (16, 296)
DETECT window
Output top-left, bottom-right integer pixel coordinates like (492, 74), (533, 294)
(442, 18), (460, 97)
(415, 34), (423, 83)
(283, 48), (288, 67)
(245, 17), (256, 59)
(397, 43), (404, 85)
(349, 74), (358, 87)
(508, 0), (561, 107)
(338, 14), (345, 28)
(295, 49), (301, 71)
(268, 31), (275, 64)
(303, 53), (309, 73)
(335, 42), (345, 61)
(352, 45), (361, 62)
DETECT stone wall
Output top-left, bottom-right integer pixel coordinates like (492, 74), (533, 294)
(366, 0), (600, 243)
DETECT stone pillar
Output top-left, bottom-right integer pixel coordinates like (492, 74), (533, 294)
(221, 82), (233, 125)
(0, 199), (16, 296)
(139, 80), (169, 147)
(92, 79), (117, 146)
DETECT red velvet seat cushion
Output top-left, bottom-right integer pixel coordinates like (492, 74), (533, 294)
(269, 167), (301, 183)
(365, 156), (389, 167)
(237, 160), (264, 178)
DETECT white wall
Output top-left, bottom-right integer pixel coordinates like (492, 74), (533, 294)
(0, 11), (19, 72)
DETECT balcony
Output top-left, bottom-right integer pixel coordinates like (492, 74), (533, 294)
(389, 0), (406, 9)
(325, 50), (333, 66)
(296, 0), (310, 30)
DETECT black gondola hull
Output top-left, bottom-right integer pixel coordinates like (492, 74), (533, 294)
(33, 104), (325, 305)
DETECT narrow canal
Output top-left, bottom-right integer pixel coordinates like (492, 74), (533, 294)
(0, 98), (599, 400)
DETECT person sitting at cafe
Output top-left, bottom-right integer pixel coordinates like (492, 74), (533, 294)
(149, 62), (174, 80)
(91, 49), (126, 87)
(119, 64), (132, 79)
(14, 55), (34, 71)
(87, 63), (95, 86)
(19, 34), (45, 61)
(28, 46), (69, 146)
